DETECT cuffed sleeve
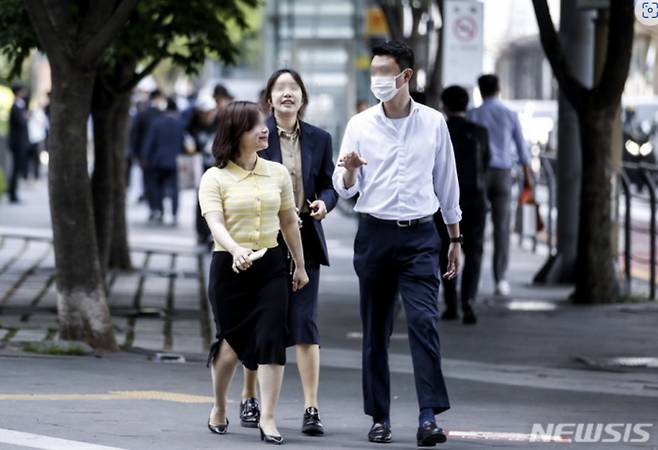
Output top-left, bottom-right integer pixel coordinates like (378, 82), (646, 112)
(434, 118), (462, 225)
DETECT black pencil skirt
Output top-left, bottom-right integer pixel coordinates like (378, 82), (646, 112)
(206, 246), (289, 371)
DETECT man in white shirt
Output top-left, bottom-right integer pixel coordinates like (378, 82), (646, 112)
(332, 41), (462, 447)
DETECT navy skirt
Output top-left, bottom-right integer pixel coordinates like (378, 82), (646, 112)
(206, 246), (288, 370)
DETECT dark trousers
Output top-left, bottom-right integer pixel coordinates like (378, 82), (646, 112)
(24, 143), (40, 180)
(353, 216), (450, 420)
(486, 168), (512, 282)
(149, 168), (179, 217)
(436, 201), (486, 311)
(8, 146), (26, 202)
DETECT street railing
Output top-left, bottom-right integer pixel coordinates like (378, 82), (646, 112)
(536, 154), (658, 299)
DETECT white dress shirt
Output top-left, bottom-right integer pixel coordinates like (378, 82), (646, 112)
(332, 100), (462, 224)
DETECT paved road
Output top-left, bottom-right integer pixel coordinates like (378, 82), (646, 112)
(1, 175), (658, 449)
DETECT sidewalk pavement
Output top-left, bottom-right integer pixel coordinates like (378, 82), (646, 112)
(0, 176), (657, 449)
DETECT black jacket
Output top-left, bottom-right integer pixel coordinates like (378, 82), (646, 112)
(261, 116), (338, 266)
(9, 100), (30, 153)
(446, 116), (491, 205)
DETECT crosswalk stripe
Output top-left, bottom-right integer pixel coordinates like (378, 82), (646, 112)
(0, 428), (130, 450)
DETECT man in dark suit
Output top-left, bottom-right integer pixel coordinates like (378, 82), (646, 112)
(8, 83), (30, 204)
(130, 89), (165, 212)
(436, 85), (491, 325)
(142, 98), (185, 224)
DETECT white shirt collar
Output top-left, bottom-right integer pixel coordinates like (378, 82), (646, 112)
(374, 98), (421, 122)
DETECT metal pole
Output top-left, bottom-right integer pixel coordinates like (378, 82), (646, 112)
(619, 169), (633, 294)
(640, 166), (656, 300)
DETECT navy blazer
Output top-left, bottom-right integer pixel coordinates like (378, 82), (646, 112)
(262, 116), (338, 266)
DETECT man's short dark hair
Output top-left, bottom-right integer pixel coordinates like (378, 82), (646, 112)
(213, 83), (232, 100)
(165, 97), (178, 112)
(477, 74), (499, 98)
(441, 85), (469, 112)
(11, 83), (25, 95)
(149, 89), (163, 100)
(372, 40), (415, 71)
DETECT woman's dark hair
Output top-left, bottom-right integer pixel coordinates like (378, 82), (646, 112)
(372, 40), (415, 72)
(211, 101), (261, 168)
(264, 68), (309, 116)
(441, 85), (470, 113)
(477, 74), (500, 98)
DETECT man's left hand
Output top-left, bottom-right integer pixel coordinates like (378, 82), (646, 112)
(308, 200), (327, 221)
(443, 243), (461, 280)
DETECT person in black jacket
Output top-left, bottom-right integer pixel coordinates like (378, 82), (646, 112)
(8, 83), (30, 203)
(436, 85), (491, 325)
(130, 89), (165, 211)
(142, 98), (185, 224)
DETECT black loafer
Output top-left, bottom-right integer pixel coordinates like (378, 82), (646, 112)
(302, 407), (325, 435)
(240, 397), (260, 428)
(368, 422), (392, 444)
(208, 418), (229, 435)
(462, 307), (477, 325)
(440, 309), (459, 321)
(416, 421), (447, 447)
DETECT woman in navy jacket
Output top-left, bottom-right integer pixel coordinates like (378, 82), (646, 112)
(237, 69), (338, 437)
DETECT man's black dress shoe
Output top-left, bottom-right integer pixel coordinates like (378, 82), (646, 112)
(462, 307), (477, 325)
(440, 309), (459, 321)
(368, 422), (392, 443)
(259, 426), (285, 445)
(240, 397), (260, 428)
(416, 420), (447, 447)
(302, 406), (324, 435)
(207, 418), (229, 434)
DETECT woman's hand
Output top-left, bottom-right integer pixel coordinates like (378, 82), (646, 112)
(308, 199), (327, 221)
(292, 266), (309, 292)
(231, 247), (253, 273)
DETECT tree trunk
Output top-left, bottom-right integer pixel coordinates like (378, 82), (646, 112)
(91, 82), (115, 276)
(109, 92), (132, 270)
(91, 71), (134, 274)
(573, 104), (620, 303)
(48, 66), (117, 351)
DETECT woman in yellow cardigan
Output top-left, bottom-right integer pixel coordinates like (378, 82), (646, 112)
(199, 101), (308, 445)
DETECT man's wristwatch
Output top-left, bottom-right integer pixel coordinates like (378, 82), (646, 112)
(449, 235), (464, 245)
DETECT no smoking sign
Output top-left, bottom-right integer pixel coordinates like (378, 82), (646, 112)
(453, 16), (478, 42)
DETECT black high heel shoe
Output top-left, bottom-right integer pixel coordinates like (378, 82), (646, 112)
(259, 425), (284, 445)
(208, 417), (229, 435)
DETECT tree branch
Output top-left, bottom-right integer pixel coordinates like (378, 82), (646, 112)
(532, 0), (588, 113)
(375, 0), (404, 41)
(78, 0), (138, 67)
(24, 0), (72, 67)
(124, 57), (162, 91)
(594, 0), (634, 108)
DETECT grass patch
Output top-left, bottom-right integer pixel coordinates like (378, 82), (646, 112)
(22, 341), (90, 356)
(1, 328), (17, 343)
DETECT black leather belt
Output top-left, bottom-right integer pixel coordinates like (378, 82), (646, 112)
(363, 214), (434, 228)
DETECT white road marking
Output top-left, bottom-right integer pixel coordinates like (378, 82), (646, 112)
(0, 428), (130, 450)
(448, 430), (571, 443)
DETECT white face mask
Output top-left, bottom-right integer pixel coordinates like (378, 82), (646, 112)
(370, 72), (404, 102)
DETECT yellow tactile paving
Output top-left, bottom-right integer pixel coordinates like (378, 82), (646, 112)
(0, 390), (230, 404)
